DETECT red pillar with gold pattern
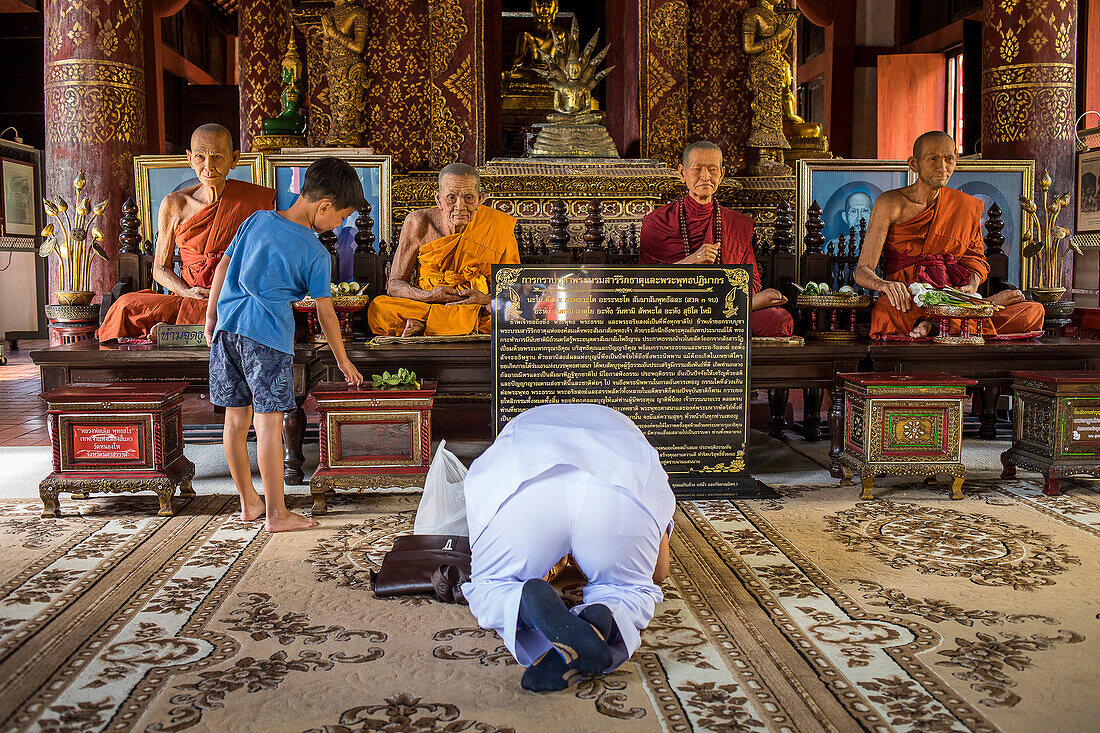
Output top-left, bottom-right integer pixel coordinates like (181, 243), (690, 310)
(981, 0), (1078, 246)
(43, 0), (146, 315)
(239, 0), (291, 152)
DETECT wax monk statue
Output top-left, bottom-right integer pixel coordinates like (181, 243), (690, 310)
(639, 141), (793, 337)
(855, 131), (1043, 339)
(367, 163), (520, 337)
(99, 124), (275, 342)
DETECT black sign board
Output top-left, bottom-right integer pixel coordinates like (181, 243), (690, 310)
(492, 265), (768, 498)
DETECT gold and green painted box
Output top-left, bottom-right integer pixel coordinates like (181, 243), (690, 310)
(838, 372), (976, 501)
(1001, 371), (1100, 496)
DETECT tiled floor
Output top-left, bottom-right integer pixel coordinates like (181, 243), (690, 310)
(0, 340), (49, 446)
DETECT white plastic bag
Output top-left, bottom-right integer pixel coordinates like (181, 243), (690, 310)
(413, 440), (470, 536)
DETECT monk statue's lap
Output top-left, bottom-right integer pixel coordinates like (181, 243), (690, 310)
(854, 130), (1043, 339)
(366, 163), (519, 338)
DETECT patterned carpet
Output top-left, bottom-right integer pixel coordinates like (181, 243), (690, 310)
(0, 479), (1096, 732)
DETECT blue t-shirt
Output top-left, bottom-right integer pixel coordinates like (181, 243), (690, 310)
(214, 210), (331, 354)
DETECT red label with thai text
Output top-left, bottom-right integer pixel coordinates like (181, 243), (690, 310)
(72, 424), (141, 460)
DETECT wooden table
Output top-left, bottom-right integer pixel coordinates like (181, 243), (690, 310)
(29, 341), (326, 485)
(321, 340), (868, 443)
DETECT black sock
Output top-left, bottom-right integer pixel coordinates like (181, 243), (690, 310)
(517, 579), (612, 675)
(520, 603), (618, 693)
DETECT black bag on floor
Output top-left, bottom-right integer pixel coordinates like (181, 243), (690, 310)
(370, 534), (471, 604)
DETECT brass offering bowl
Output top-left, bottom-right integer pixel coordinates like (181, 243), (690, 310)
(797, 293), (872, 341)
(923, 302), (997, 346)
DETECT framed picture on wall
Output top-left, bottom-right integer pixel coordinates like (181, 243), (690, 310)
(1, 157), (38, 237)
(133, 153), (265, 246)
(1075, 147), (1100, 236)
(795, 158), (911, 256)
(263, 153), (392, 282)
(946, 159), (1034, 289)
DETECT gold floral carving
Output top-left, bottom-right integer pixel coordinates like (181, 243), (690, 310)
(981, 63), (1074, 143)
(644, 1), (689, 167)
(427, 0), (467, 167)
(44, 59), (147, 149)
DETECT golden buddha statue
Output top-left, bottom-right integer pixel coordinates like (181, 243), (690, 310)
(504, 0), (568, 88)
(529, 18), (618, 158)
(322, 0), (368, 147)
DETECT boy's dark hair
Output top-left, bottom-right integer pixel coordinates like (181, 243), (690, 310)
(300, 157), (365, 210)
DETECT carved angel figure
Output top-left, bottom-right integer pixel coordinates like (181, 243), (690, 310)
(534, 17), (614, 124)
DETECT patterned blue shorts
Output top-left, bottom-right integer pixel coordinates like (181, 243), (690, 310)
(209, 332), (295, 413)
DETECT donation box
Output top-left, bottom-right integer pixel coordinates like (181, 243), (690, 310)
(38, 382), (195, 517)
(308, 381), (436, 514)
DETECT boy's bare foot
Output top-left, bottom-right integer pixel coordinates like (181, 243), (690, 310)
(401, 319), (426, 337)
(265, 510), (318, 533)
(908, 320), (933, 338)
(240, 496), (265, 522)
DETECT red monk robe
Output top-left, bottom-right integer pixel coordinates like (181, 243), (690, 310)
(869, 187), (1043, 338)
(640, 195), (793, 336)
(99, 179), (275, 342)
(367, 206), (520, 336)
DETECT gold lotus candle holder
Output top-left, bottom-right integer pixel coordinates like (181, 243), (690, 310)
(1020, 169), (1079, 302)
(38, 171), (109, 306)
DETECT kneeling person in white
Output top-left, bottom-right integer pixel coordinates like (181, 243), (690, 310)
(461, 404), (675, 691)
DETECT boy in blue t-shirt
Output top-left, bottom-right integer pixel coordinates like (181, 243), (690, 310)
(205, 157), (364, 532)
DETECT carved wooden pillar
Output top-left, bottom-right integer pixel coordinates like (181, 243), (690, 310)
(982, 0), (1078, 266)
(44, 0), (146, 310)
(239, 0), (291, 152)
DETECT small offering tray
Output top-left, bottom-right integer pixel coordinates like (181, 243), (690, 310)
(923, 302), (997, 319)
(293, 294), (371, 308)
(923, 302), (998, 346)
(796, 293), (872, 309)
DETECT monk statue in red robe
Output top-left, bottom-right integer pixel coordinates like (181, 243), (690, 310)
(99, 124), (275, 342)
(639, 141), (793, 336)
(856, 131), (1043, 339)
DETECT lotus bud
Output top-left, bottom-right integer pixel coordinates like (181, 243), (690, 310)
(56, 196), (68, 212)
(76, 197), (91, 216)
(1052, 225), (1070, 240)
(74, 171), (86, 191)
(1040, 170), (1052, 189)
(43, 199), (58, 217)
(91, 227), (104, 242)
(93, 200), (108, 216)
(41, 223), (54, 237)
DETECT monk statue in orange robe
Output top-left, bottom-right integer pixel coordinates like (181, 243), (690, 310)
(639, 141), (793, 337)
(856, 131), (1043, 339)
(367, 163), (520, 337)
(99, 124), (275, 342)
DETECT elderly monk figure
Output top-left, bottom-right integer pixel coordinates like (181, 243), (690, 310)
(367, 163), (519, 337)
(99, 124), (275, 342)
(639, 141), (793, 337)
(856, 131), (1044, 339)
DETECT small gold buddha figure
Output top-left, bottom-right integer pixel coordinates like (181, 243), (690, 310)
(537, 18), (612, 125)
(504, 0), (568, 86)
(322, 0), (368, 147)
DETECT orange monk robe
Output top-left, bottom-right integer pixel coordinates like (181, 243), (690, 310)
(869, 187), (1043, 338)
(98, 179), (275, 341)
(367, 206), (520, 336)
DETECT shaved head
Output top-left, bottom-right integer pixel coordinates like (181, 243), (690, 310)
(682, 141), (723, 168)
(438, 162), (481, 191)
(191, 123), (234, 153)
(912, 131), (955, 159)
